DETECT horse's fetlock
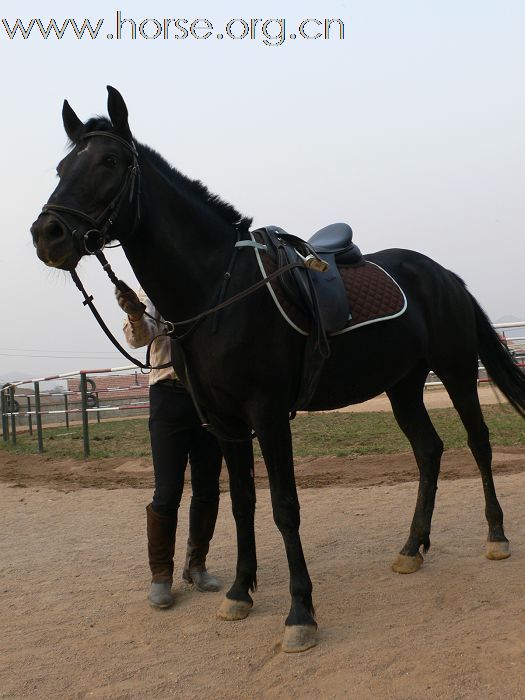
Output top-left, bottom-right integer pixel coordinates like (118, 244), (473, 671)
(226, 586), (253, 605)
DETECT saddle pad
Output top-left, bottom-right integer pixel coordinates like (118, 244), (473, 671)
(334, 262), (407, 334)
(253, 240), (407, 336)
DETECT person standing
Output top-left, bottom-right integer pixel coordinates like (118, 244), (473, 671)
(116, 284), (222, 608)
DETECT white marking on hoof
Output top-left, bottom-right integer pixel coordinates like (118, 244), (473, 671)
(391, 552), (424, 574)
(216, 597), (252, 621)
(486, 541), (511, 560)
(281, 625), (317, 653)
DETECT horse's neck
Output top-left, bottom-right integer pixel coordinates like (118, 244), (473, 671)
(123, 167), (237, 323)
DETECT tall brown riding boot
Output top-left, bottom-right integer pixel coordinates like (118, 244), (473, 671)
(182, 498), (221, 592)
(146, 503), (177, 608)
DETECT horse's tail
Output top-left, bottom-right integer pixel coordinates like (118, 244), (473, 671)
(468, 291), (525, 418)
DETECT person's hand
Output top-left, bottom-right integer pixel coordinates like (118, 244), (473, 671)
(114, 283), (146, 321)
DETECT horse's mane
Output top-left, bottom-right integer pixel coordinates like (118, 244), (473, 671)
(79, 117), (253, 233)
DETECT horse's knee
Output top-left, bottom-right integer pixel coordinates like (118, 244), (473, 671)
(231, 492), (255, 521)
(272, 498), (300, 534)
(232, 504), (255, 523)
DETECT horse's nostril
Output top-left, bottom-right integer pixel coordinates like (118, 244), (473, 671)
(43, 218), (66, 240)
(31, 215), (69, 254)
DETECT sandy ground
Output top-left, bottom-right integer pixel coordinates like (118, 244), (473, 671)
(2, 386), (524, 699)
(338, 384), (507, 413)
(1, 469), (525, 699)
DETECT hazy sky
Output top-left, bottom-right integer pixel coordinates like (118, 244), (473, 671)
(1, 0), (524, 380)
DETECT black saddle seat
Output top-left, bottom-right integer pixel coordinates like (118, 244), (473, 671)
(254, 221), (366, 344)
(308, 223), (362, 265)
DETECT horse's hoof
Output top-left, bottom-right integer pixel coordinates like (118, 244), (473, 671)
(281, 625), (317, 653)
(391, 552), (424, 574)
(486, 541), (511, 560)
(216, 597), (253, 621)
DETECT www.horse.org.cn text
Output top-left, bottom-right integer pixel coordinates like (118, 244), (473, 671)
(1, 15), (346, 45)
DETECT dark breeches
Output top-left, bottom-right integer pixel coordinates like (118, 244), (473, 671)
(148, 381), (222, 517)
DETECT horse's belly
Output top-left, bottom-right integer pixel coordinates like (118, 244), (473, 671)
(305, 320), (422, 409)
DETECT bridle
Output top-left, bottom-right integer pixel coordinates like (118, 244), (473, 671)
(38, 128), (316, 423)
(39, 129), (168, 370)
(38, 127), (330, 434)
(41, 130), (141, 256)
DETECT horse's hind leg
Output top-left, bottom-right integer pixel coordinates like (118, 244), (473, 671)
(387, 367), (444, 574)
(439, 369), (510, 560)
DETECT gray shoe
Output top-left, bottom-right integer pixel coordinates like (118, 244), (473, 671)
(148, 580), (175, 608)
(183, 569), (221, 593)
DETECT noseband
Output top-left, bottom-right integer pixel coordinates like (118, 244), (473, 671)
(41, 130), (141, 255)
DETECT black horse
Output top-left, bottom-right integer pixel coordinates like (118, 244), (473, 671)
(31, 87), (525, 653)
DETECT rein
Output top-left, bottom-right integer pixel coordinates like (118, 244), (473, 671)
(70, 248), (306, 371)
(70, 267), (170, 371)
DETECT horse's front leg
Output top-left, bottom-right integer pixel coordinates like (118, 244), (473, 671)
(216, 438), (258, 621)
(256, 414), (317, 653)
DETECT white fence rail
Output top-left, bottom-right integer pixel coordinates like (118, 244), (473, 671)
(3, 321), (525, 457)
(1, 364), (150, 457)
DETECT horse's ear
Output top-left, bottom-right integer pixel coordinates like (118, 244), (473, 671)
(62, 100), (83, 142)
(107, 85), (132, 139)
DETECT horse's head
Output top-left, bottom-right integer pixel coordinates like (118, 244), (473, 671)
(31, 86), (140, 271)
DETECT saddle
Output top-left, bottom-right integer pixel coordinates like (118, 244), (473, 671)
(248, 224), (406, 411)
(253, 223), (363, 339)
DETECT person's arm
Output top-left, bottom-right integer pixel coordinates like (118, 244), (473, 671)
(116, 285), (161, 349)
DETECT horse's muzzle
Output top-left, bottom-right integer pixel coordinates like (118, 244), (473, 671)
(31, 213), (80, 270)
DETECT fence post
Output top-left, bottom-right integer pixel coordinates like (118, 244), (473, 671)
(27, 396), (33, 436)
(80, 372), (90, 458)
(96, 391), (101, 424)
(34, 381), (44, 453)
(9, 386), (16, 445)
(64, 393), (70, 429)
(1, 388), (8, 442)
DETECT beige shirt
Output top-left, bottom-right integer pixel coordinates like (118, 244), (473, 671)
(123, 288), (176, 385)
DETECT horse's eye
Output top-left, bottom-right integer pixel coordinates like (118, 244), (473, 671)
(105, 155), (118, 168)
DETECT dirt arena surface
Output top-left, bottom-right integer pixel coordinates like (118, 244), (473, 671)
(2, 445), (525, 494)
(2, 472), (525, 699)
(2, 387), (524, 698)
(339, 384), (507, 413)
